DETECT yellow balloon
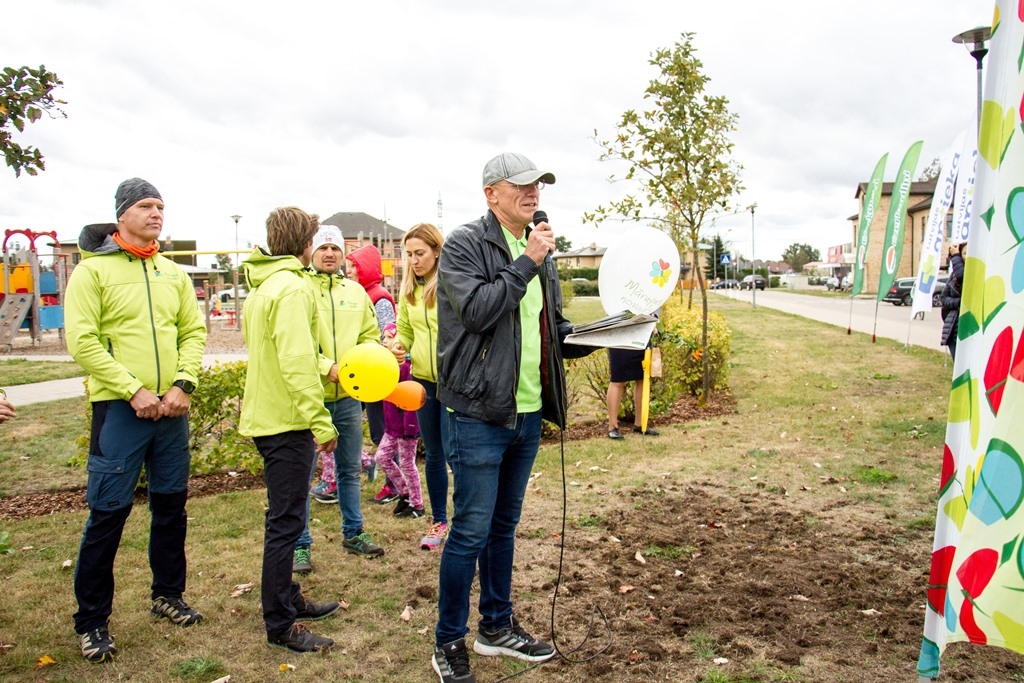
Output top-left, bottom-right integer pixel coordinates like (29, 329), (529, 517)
(338, 343), (400, 402)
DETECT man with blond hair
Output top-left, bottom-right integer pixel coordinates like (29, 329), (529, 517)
(240, 206), (341, 653)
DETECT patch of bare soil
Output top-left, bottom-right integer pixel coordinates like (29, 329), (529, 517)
(523, 483), (1024, 682)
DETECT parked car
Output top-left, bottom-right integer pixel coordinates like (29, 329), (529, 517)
(219, 286), (248, 303)
(932, 276), (948, 307)
(882, 277), (916, 306)
(710, 279), (739, 290)
(194, 285), (205, 299)
(739, 274), (766, 291)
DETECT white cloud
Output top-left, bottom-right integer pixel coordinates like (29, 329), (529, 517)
(1, 0), (991, 262)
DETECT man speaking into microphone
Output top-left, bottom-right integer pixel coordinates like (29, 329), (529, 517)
(429, 152), (595, 682)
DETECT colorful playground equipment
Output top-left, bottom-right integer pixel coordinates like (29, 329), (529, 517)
(0, 229), (67, 351)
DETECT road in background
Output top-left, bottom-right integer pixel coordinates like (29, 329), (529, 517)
(713, 288), (946, 352)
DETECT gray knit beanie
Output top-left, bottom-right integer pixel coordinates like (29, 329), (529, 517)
(115, 178), (162, 218)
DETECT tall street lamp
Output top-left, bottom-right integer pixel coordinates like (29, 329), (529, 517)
(231, 215), (242, 267)
(230, 215), (242, 328)
(952, 25), (992, 135)
(749, 203), (757, 309)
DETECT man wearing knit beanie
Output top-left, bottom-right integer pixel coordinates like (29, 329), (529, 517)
(64, 178), (207, 663)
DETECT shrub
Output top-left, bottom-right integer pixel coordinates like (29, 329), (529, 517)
(572, 281), (600, 297)
(566, 299), (732, 420)
(560, 279), (575, 306)
(187, 361), (262, 474)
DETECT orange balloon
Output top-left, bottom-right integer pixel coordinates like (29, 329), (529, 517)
(385, 380), (427, 411)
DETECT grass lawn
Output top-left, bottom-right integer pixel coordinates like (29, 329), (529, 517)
(1, 357), (84, 386)
(1, 296), (1006, 682)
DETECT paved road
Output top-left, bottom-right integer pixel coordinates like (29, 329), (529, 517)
(713, 288), (946, 352)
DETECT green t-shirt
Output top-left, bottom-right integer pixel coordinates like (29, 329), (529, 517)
(504, 226), (542, 413)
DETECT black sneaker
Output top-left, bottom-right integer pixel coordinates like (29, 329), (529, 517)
(151, 596), (203, 627)
(633, 426), (659, 436)
(267, 623), (334, 653)
(342, 531), (385, 557)
(295, 596), (340, 621)
(396, 504), (425, 519)
(80, 624), (116, 663)
(474, 617), (555, 662)
(392, 496), (412, 517)
(432, 638), (476, 682)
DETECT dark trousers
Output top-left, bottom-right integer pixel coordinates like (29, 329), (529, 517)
(73, 400), (191, 633)
(254, 430), (315, 636)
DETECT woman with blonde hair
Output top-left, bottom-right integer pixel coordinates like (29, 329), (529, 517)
(391, 223), (450, 550)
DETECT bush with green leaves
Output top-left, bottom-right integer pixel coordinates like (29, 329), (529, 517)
(567, 297), (731, 420)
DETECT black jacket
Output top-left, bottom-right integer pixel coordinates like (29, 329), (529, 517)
(436, 210), (593, 429)
(940, 252), (964, 347)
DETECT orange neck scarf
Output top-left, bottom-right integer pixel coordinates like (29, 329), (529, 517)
(113, 232), (160, 259)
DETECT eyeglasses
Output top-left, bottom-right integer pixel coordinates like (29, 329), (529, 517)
(501, 181), (545, 192)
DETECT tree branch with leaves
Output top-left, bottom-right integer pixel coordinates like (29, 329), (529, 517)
(1, 65), (66, 177)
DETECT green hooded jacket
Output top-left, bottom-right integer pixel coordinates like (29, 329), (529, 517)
(239, 249), (335, 445)
(307, 269), (381, 401)
(64, 223), (207, 402)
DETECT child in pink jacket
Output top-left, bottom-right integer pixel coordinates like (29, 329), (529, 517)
(376, 324), (423, 517)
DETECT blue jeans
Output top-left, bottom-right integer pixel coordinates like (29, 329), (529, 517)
(416, 379), (449, 525)
(435, 410), (542, 646)
(296, 397), (365, 546)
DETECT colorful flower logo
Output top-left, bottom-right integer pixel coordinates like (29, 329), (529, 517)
(649, 259), (672, 288)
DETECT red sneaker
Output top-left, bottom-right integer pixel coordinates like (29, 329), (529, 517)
(373, 483), (399, 504)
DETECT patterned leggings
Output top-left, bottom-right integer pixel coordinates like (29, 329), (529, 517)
(375, 434), (422, 509)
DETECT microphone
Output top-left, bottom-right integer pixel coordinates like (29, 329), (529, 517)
(533, 211), (554, 256)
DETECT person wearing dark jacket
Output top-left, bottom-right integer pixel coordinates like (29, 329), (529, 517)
(430, 152), (595, 683)
(941, 242), (966, 360)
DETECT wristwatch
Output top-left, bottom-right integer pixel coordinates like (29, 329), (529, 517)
(172, 379), (196, 395)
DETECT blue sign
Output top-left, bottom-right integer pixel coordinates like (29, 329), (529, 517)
(720, 254), (731, 265)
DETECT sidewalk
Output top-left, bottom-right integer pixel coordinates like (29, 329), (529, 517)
(3, 354), (247, 407)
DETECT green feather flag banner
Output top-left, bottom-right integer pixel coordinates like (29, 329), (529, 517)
(875, 140), (923, 302)
(851, 153), (887, 297)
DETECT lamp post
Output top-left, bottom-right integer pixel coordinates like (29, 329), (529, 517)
(230, 215), (242, 328)
(749, 203), (757, 309)
(952, 25), (992, 136)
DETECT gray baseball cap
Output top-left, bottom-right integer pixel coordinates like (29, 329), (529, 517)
(482, 152), (556, 187)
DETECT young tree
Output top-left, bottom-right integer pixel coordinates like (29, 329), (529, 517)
(1, 65), (66, 177)
(585, 32), (742, 400)
(781, 243), (820, 273)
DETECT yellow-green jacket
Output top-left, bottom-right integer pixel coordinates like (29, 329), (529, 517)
(395, 281), (438, 383)
(307, 269), (381, 401)
(64, 223), (206, 402)
(239, 249), (335, 445)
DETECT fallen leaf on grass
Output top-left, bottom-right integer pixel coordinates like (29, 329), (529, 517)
(279, 663), (296, 671)
(788, 594), (811, 602)
(861, 608), (881, 616)
(530, 472), (542, 480)
(619, 585), (634, 595)
(61, 559), (72, 569)
(209, 676), (231, 683)
(713, 657), (729, 665)
(635, 551), (646, 565)
(642, 614), (658, 622)
(589, 466), (609, 473)
(608, 535), (621, 544)
(400, 605), (414, 622)
(230, 582), (255, 598)
(674, 570), (684, 577)
(339, 600), (350, 610)
(34, 655), (55, 669)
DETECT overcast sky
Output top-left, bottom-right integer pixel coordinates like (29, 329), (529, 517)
(1, 0), (993, 264)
